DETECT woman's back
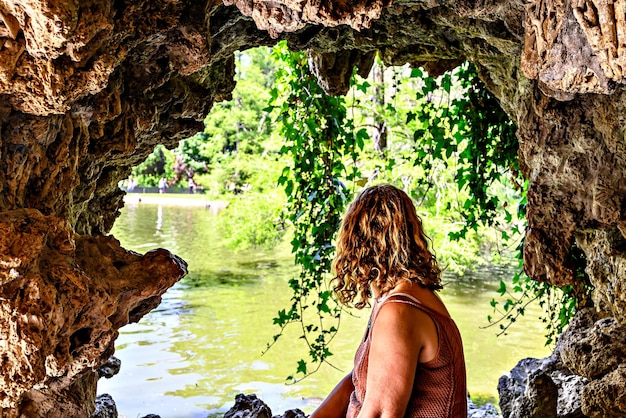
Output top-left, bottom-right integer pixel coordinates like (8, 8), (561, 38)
(348, 293), (467, 418)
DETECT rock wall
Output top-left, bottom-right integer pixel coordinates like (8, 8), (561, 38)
(0, 0), (625, 416)
(0, 209), (186, 417)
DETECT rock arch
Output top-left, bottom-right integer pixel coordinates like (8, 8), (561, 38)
(1, 0), (625, 416)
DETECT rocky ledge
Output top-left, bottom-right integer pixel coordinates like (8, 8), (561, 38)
(91, 391), (502, 418)
(498, 307), (626, 417)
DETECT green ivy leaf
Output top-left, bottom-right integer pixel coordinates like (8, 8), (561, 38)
(498, 280), (507, 296)
(410, 67), (423, 78)
(297, 359), (307, 375)
(357, 81), (371, 93)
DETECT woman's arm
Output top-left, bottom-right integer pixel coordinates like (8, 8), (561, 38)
(357, 303), (436, 418)
(309, 372), (354, 418)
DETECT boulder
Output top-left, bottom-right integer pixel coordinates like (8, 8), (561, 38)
(98, 357), (122, 379)
(223, 393), (305, 418)
(92, 394), (117, 418)
(498, 356), (587, 418)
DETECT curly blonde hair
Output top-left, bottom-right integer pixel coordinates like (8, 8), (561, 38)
(332, 184), (442, 309)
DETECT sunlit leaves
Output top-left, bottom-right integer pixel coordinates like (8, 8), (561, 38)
(407, 62), (589, 346)
(264, 44), (589, 372)
(409, 62), (520, 240)
(264, 41), (360, 382)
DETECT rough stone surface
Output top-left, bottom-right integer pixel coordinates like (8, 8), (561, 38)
(498, 356), (587, 418)
(97, 356), (121, 379)
(522, 0), (626, 97)
(0, 0), (626, 415)
(222, 0), (393, 38)
(581, 364), (626, 417)
(308, 49), (377, 96)
(518, 371), (558, 418)
(224, 393), (272, 418)
(223, 393), (306, 418)
(225, 393), (501, 418)
(278, 409), (307, 418)
(557, 308), (626, 381)
(92, 393), (117, 418)
(0, 209), (187, 416)
(576, 229), (626, 320)
(519, 92), (626, 290)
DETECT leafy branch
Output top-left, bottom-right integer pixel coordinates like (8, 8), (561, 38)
(405, 62), (591, 345)
(264, 42), (364, 381)
(265, 48), (592, 379)
(485, 240), (593, 345)
(408, 63), (519, 240)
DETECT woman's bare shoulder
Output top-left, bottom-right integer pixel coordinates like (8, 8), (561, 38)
(374, 300), (436, 334)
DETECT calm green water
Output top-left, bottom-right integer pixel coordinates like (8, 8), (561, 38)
(97, 202), (550, 418)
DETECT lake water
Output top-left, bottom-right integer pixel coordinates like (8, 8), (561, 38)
(97, 202), (551, 418)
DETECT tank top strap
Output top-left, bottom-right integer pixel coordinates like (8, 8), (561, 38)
(381, 293), (445, 317)
(383, 292), (422, 305)
(366, 292), (446, 341)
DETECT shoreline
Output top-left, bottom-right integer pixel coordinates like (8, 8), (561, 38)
(122, 193), (228, 209)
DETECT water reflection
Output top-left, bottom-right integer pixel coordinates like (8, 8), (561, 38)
(98, 203), (550, 418)
(183, 271), (260, 288)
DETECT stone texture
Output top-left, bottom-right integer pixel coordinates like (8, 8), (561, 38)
(498, 356), (587, 418)
(223, 393), (502, 418)
(522, 0), (626, 97)
(92, 393), (118, 418)
(308, 49), (376, 96)
(519, 92), (626, 289)
(224, 393), (272, 418)
(97, 356), (121, 379)
(581, 364), (626, 417)
(576, 229), (626, 320)
(0, 209), (187, 416)
(500, 307), (626, 417)
(557, 308), (626, 381)
(223, 393), (306, 418)
(0, 0), (626, 415)
(222, 0), (393, 38)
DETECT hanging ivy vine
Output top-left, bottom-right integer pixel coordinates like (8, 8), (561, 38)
(406, 62), (592, 345)
(408, 63), (519, 239)
(264, 42), (365, 381)
(265, 45), (592, 379)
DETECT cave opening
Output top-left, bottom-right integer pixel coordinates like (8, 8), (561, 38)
(1, 1), (626, 417)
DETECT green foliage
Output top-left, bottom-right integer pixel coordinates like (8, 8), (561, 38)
(176, 47), (279, 192)
(131, 144), (176, 186)
(398, 62), (588, 345)
(192, 135), (286, 198)
(487, 238), (593, 346)
(126, 45), (589, 362)
(264, 41), (362, 381)
(344, 61), (516, 275)
(425, 215), (483, 275)
(215, 192), (286, 250)
(408, 63), (519, 240)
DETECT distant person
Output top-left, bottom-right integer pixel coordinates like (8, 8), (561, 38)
(158, 177), (167, 194)
(188, 177), (195, 194)
(127, 176), (137, 192)
(310, 184), (467, 418)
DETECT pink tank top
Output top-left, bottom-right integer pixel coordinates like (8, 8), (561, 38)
(347, 293), (467, 418)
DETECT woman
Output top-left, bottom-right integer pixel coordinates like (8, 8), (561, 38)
(311, 184), (467, 418)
